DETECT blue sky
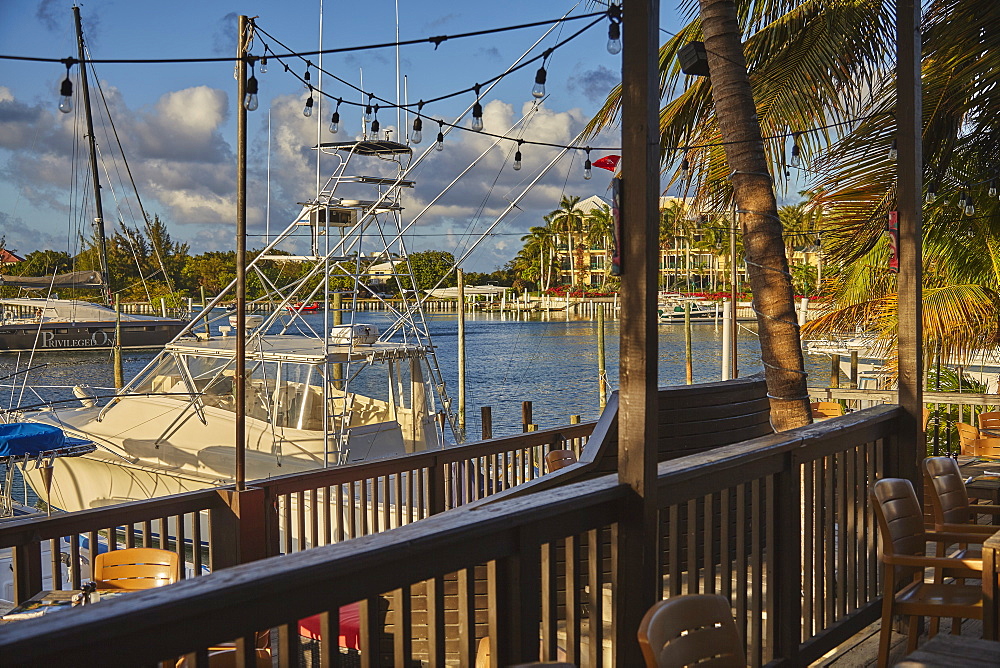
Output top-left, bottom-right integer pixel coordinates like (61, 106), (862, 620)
(0, 1), (688, 272)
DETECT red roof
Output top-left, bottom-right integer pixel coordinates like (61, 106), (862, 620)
(0, 249), (24, 264)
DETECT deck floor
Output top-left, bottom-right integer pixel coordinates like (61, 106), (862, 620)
(816, 617), (985, 667)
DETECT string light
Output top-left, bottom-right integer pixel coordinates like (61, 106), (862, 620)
(989, 176), (998, 198)
(471, 84), (484, 132)
(584, 147), (592, 180)
(303, 89), (314, 117)
(958, 185), (969, 210)
(303, 66), (311, 91)
(680, 150), (690, 179)
(888, 138), (897, 160)
(364, 94), (374, 122)
(370, 104), (380, 137)
(790, 133), (802, 168)
(513, 140), (523, 171)
(329, 98), (341, 133)
(243, 63), (259, 111)
(58, 60), (73, 114)
(532, 50), (551, 99)
(411, 102), (424, 144)
(925, 179), (938, 203)
(607, 4), (622, 55)
(259, 56), (268, 74)
(436, 121), (445, 152)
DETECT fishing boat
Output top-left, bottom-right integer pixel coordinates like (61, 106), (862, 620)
(13, 138), (456, 513)
(657, 301), (719, 323)
(0, 297), (187, 353)
(286, 302), (321, 312)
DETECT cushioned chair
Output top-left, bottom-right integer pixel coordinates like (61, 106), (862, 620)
(94, 547), (180, 590)
(544, 449), (578, 473)
(638, 594), (745, 668)
(810, 401), (844, 419)
(956, 422), (980, 455)
(870, 478), (985, 666)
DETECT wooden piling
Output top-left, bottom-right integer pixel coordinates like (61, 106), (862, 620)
(481, 406), (493, 440)
(521, 401), (532, 433)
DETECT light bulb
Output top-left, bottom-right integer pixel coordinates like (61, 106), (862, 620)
(472, 102), (484, 132)
(243, 74), (259, 111)
(371, 118), (380, 137)
(607, 21), (622, 55)
(790, 141), (801, 169)
(584, 160), (592, 180)
(329, 111), (340, 134)
(989, 181), (997, 198)
(364, 98), (373, 122)
(303, 96), (314, 117)
(411, 117), (422, 144)
(532, 66), (547, 98)
(436, 129), (445, 152)
(303, 69), (311, 90)
(958, 191), (968, 208)
(888, 138), (897, 161)
(59, 76), (73, 114)
(513, 144), (522, 171)
(259, 57), (267, 74)
(681, 156), (690, 177)
(966, 203), (975, 216)
(925, 188), (937, 204)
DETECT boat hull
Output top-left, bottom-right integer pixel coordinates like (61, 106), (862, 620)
(0, 320), (186, 353)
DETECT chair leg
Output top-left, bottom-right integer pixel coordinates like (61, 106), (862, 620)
(906, 616), (920, 653)
(877, 606), (894, 668)
(951, 617), (962, 635)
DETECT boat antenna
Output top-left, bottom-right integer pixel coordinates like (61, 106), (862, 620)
(73, 6), (112, 306)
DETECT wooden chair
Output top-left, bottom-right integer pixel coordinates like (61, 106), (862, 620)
(870, 478), (986, 666)
(638, 594), (745, 668)
(977, 411), (1000, 435)
(544, 449), (577, 473)
(810, 401), (844, 419)
(94, 547), (180, 590)
(956, 422), (980, 454)
(923, 456), (1000, 533)
(970, 437), (1000, 457)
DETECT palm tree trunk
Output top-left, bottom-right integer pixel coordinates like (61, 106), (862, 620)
(698, 0), (811, 430)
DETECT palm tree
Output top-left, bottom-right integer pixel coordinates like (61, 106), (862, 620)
(548, 195), (587, 288)
(520, 224), (556, 291)
(586, 204), (615, 288)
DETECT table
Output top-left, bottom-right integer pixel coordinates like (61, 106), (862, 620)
(894, 633), (1000, 666)
(1, 589), (127, 621)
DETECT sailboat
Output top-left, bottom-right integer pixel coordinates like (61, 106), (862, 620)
(0, 7), (186, 355)
(16, 136), (455, 512)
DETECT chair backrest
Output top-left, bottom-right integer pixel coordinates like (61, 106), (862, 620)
(545, 449), (578, 473)
(870, 478), (926, 580)
(638, 594), (745, 668)
(810, 401), (843, 419)
(94, 547), (180, 590)
(978, 411), (1000, 432)
(972, 437), (1000, 457)
(956, 422), (980, 453)
(923, 456), (972, 527)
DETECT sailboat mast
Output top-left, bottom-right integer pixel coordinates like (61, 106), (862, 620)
(73, 6), (112, 305)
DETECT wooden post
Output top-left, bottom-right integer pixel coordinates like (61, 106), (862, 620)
(235, 15), (249, 491)
(481, 406), (493, 440)
(522, 401), (533, 433)
(209, 487), (267, 568)
(896, 0), (923, 485)
(598, 303), (607, 409)
(458, 268), (467, 435)
(616, 0), (661, 665)
(684, 302), (693, 384)
(12, 542), (42, 603)
(830, 354), (840, 389)
(850, 350), (859, 388)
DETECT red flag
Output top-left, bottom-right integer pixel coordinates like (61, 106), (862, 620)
(592, 155), (621, 172)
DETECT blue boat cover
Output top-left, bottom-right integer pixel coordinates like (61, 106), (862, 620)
(0, 423), (67, 457)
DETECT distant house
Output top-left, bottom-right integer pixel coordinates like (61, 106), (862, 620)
(0, 249), (24, 267)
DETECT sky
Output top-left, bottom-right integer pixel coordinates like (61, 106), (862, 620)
(0, 1), (692, 272)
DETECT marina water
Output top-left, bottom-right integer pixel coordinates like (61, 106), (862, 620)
(1, 309), (831, 508)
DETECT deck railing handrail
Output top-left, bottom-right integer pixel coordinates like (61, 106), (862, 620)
(0, 404), (903, 666)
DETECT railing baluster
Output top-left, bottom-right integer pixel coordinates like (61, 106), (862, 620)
(587, 527), (602, 668)
(750, 478), (763, 668)
(803, 460), (814, 637)
(457, 568), (476, 666)
(704, 493), (715, 595)
(540, 541), (557, 661)
(565, 534), (580, 664)
(735, 483), (747, 649)
(720, 488), (731, 601)
(824, 455), (835, 626)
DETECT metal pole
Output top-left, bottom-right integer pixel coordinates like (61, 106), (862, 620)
(113, 295), (123, 389)
(457, 268), (466, 435)
(685, 302), (693, 384)
(73, 6), (112, 305)
(597, 303), (607, 409)
(730, 202), (739, 378)
(235, 15), (249, 492)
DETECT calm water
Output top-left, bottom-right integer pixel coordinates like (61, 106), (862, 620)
(1, 310), (829, 507)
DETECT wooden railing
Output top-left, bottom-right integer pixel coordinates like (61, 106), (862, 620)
(0, 422), (595, 601)
(0, 404), (903, 667)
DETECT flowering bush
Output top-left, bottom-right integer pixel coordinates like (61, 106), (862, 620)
(544, 285), (616, 298)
